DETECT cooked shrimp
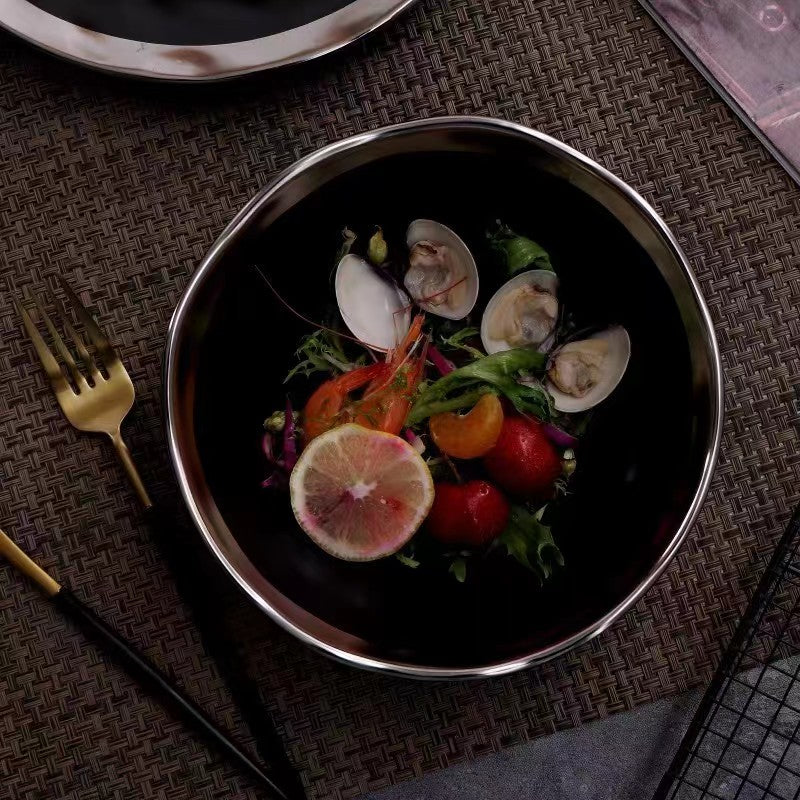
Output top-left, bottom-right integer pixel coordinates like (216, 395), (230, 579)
(352, 316), (428, 435)
(303, 362), (388, 443)
(353, 344), (428, 435)
(303, 316), (428, 442)
(367, 314), (425, 395)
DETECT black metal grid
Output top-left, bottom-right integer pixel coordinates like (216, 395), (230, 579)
(654, 510), (800, 800)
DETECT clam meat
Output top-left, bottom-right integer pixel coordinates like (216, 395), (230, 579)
(404, 219), (479, 320)
(547, 326), (630, 413)
(480, 269), (559, 354)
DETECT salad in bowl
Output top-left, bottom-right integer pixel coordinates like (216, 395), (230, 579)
(260, 218), (630, 586)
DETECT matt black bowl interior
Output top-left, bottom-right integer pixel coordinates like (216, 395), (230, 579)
(190, 148), (700, 670)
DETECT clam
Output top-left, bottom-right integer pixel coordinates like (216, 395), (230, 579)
(404, 219), (479, 319)
(480, 269), (559, 355)
(335, 254), (411, 351)
(547, 326), (630, 413)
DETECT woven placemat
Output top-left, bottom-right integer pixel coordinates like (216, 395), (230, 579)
(2, 0), (800, 798)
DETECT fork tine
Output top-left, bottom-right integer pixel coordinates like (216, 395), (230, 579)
(32, 295), (90, 393)
(15, 299), (72, 395)
(54, 298), (104, 383)
(57, 277), (121, 372)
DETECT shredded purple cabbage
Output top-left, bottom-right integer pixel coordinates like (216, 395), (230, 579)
(261, 473), (286, 490)
(542, 422), (579, 449)
(262, 432), (275, 462)
(403, 428), (426, 455)
(283, 396), (298, 471)
(262, 397), (299, 489)
(427, 344), (455, 376)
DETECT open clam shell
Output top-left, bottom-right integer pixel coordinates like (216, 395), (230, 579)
(404, 219), (479, 320)
(547, 326), (631, 413)
(335, 254), (411, 351)
(480, 269), (559, 355)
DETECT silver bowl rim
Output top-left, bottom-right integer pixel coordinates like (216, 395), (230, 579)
(0, 0), (416, 81)
(164, 116), (724, 678)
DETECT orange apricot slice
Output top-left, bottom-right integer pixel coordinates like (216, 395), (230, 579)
(429, 394), (504, 459)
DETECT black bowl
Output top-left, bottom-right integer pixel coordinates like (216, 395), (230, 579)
(165, 117), (723, 677)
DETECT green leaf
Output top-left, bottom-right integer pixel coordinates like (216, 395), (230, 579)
(411, 387), (494, 421)
(488, 222), (553, 275)
(499, 505), (564, 585)
(449, 557), (467, 583)
(438, 326), (484, 360)
(406, 347), (552, 425)
(395, 552), (421, 569)
(443, 326), (479, 344)
(284, 329), (363, 383)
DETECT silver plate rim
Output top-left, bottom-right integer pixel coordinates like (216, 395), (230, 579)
(0, 0), (416, 80)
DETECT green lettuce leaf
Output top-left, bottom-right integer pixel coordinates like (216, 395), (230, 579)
(406, 347), (552, 425)
(489, 223), (553, 275)
(499, 505), (564, 584)
(449, 557), (467, 583)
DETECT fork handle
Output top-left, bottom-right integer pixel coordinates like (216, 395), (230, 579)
(109, 430), (153, 509)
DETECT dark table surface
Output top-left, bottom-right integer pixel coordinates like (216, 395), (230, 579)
(2, 1), (800, 798)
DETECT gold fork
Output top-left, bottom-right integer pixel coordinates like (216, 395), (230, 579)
(15, 278), (152, 508)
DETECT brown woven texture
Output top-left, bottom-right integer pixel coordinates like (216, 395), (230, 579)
(1, 0), (800, 798)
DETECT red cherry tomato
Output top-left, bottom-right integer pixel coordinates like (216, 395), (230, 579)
(426, 480), (510, 546)
(484, 415), (562, 499)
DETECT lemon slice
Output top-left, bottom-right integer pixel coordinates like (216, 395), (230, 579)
(290, 424), (434, 561)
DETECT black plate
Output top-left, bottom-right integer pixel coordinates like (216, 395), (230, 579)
(191, 150), (700, 670)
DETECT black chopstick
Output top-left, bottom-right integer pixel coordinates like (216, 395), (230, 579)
(143, 504), (306, 800)
(0, 526), (295, 800)
(53, 586), (292, 799)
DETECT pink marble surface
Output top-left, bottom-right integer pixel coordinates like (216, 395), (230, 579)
(649, 0), (800, 173)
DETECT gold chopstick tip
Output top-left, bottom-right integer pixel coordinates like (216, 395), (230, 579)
(0, 528), (61, 596)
